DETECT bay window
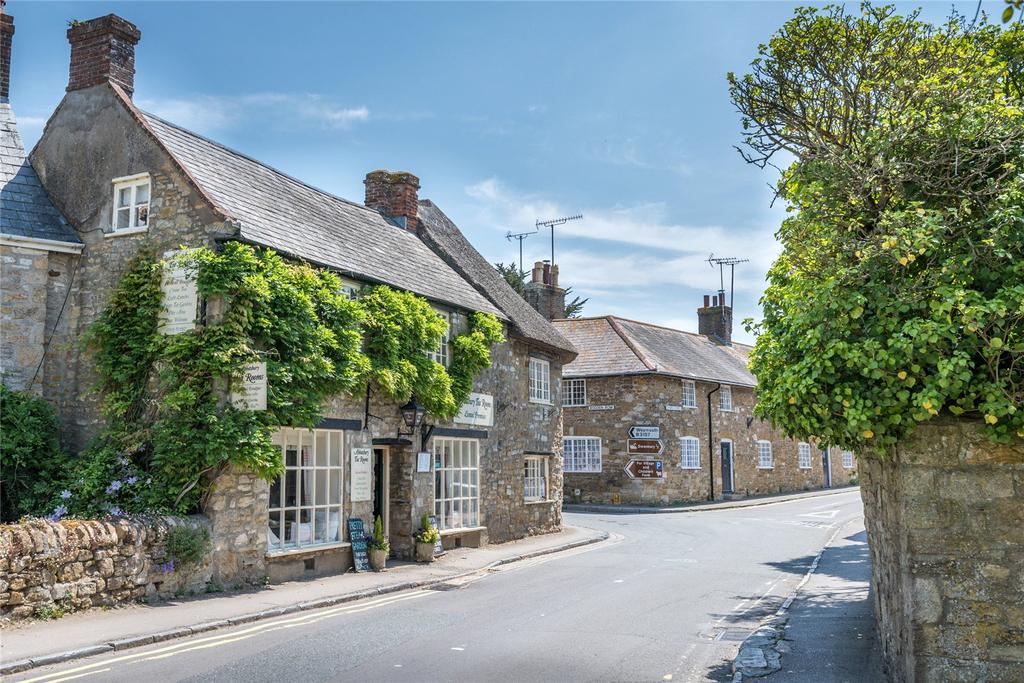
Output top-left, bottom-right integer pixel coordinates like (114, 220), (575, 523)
(434, 437), (480, 530)
(267, 428), (344, 552)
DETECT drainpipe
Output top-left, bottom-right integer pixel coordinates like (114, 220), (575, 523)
(706, 383), (721, 502)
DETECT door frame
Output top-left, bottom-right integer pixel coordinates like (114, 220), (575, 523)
(720, 439), (735, 494)
(373, 447), (391, 538)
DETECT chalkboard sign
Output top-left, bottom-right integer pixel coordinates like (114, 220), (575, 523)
(428, 515), (444, 557)
(347, 518), (371, 572)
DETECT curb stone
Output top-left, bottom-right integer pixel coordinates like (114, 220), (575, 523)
(564, 486), (859, 516)
(0, 529), (610, 676)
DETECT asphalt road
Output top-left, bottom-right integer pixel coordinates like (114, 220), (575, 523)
(13, 490), (866, 683)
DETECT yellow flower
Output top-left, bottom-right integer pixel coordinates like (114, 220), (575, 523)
(842, 400), (850, 408)
(855, 250), (862, 258)
(985, 414), (999, 425)
(899, 257), (908, 266)
(862, 429), (874, 438)
(923, 400), (932, 410)
(788, 396), (797, 405)
(898, 371), (907, 380)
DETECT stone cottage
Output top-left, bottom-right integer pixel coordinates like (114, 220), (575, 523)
(547, 293), (857, 505)
(11, 12), (576, 584)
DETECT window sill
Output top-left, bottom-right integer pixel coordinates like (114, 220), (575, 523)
(439, 525), (486, 537)
(524, 498), (555, 505)
(529, 399), (553, 406)
(563, 404), (587, 409)
(679, 466), (701, 470)
(267, 541), (351, 559)
(798, 466), (812, 470)
(565, 470), (602, 474)
(105, 226), (149, 238)
(757, 466), (775, 470)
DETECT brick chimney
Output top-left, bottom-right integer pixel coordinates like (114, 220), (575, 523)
(364, 170), (420, 232)
(1, 4), (13, 101)
(524, 260), (567, 321)
(698, 293), (733, 345)
(66, 14), (141, 97)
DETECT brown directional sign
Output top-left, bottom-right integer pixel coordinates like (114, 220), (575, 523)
(624, 459), (665, 479)
(627, 438), (664, 455)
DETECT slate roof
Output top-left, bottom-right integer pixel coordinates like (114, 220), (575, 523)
(138, 111), (503, 319)
(553, 316), (756, 387)
(0, 102), (80, 245)
(416, 200), (576, 358)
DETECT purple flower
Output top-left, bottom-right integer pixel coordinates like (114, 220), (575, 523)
(60, 489), (72, 500)
(108, 506), (124, 517)
(106, 480), (122, 494)
(126, 476), (138, 486)
(47, 505), (68, 522)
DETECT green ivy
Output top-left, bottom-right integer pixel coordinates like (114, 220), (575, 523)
(57, 242), (503, 516)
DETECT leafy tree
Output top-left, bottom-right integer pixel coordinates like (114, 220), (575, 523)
(729, 4), (1023, 454)
(563, 288), (589, 318)
(494, 262), (526, 295)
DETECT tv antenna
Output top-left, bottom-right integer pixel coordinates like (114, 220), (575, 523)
(536, 214), (582, 267)
(506, 229), (538, 275)
(706, 255), (749, 309)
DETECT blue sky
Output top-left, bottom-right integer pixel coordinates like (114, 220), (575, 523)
(9, 1), (980, 343)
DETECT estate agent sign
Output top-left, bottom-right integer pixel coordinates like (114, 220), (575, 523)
(230, 362), (267, 411)
(159, 250), (198, 335)
(350, 448), (373, 502)
(624, 459), (665, 480)
(454, 392), (494, 427)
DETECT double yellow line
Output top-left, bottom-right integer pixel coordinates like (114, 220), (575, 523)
(18, 590), (434, 683)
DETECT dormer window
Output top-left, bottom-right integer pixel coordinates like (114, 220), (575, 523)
(112, 173), (150, 231)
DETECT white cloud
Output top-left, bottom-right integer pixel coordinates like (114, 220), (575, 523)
(137, 93), (370, 133)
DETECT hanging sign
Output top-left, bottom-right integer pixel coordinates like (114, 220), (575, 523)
(627, 438), (664, 455)
(628, 425), (661, 439)
(159, 250), (198, 335)
(454, 392), (494, 427)
(347, 518), (371, 572)
(230, 362), (267, 411)
(350, 447), (373, 502)
(624, 459), (665, 480)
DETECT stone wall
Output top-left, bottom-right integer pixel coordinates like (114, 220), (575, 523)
(860, 419), (1024, 682)
(0, 516), (212, 620)
(564, 375), (857, 505)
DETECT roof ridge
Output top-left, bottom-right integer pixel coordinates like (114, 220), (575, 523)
(139, 109), (382, 219)
(605, 316), (658, 372)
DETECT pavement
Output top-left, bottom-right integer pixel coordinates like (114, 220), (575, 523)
(563, 485), (860, 514)
(0, 524), (606, 674)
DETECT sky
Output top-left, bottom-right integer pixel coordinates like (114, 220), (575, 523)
(8, 1), (982, 344)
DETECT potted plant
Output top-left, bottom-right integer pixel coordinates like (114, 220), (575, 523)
(368, 515), (389, 571)
(414, 513), (440, 562)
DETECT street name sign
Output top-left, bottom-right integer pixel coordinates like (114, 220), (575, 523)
(624, 459), (664, 480)
(628, 425), (661, 439)
(627, 438), (664, 455)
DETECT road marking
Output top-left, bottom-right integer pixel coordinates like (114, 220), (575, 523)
(45, 670), (111, 683)
(799, 510), (839, 519)
(451, 647), (465, 651)
(614, 579), (624, 583)
(18, 591), (434, 682)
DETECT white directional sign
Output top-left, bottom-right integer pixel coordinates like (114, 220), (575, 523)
(628, 425), (661, 439)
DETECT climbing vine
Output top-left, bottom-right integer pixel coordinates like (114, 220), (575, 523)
(53, 242), (503, 518)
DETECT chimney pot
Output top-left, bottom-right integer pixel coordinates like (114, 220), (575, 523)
(364, 170), (420, 232)
(66, 14), (141, 97)
(703, 294), (710, 307)
(531, 261), (544, 284)
(1, 9), (13, 101)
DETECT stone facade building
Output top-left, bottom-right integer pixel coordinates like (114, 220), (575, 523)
(548, 296), (857, 506)
(3, 11), (576, 585)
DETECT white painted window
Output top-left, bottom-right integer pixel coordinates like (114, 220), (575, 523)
(680, 437), (701, 469)
(757, 440), (774, 469)
(529, 357), (551, 404)
(564, 436), (602, 473)
(433, 438), (480, 530)
(425, 309), (450, 367)
(524, 456), (549, 502)
(267, 428), (344, 553)
(681, 380), (697, 408)
(798, 442), (812, 469)
(842, 451), (854, 468)
(111, 173), (150, 231)
(719, 385), (733, 411)
(563, 378), (587, 407)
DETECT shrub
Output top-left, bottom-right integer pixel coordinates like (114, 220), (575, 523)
(414, 513), (440, 545)
(164, 524), (211, 571)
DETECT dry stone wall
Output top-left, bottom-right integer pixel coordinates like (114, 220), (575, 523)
(0, 516), (212, 621)
(860, 419), (1024, 682)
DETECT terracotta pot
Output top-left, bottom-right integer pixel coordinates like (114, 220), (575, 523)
(369, 547), (388, 571)
(415, 541), (435, 562)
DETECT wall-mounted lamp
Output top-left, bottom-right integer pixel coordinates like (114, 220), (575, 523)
(398, 396), (427, 437)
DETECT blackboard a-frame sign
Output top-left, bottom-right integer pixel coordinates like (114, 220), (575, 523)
(347, 518), (371, 572)
(428, 515), (445, 557)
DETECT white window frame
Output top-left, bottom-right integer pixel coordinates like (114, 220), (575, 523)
(267, 427), (345, 554)
(842, 451), (854, 469)
(757, 440), (774, 469)
(111, 173), (151, 232)
(719, 385), (733, 412)
(681, 380), (697, 409)
(425, 309), (451, 367)
(529, 357), (551, 404)
(680, 436), (701, 470)
(433, 437), (480, 531)
(798, 442), (812, 469)
(524, 456), (549, 502)
(562, 378), (587, 407)
(564, 436), (602, 473)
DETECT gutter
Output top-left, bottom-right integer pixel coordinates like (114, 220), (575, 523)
(706, 382), (721, 502)
(0, 234), (83, 254)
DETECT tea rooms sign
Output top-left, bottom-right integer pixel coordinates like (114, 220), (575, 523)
(159, 250), (199, 335)
(230, 362), (267, 411)
(454, 392), (494, 427)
